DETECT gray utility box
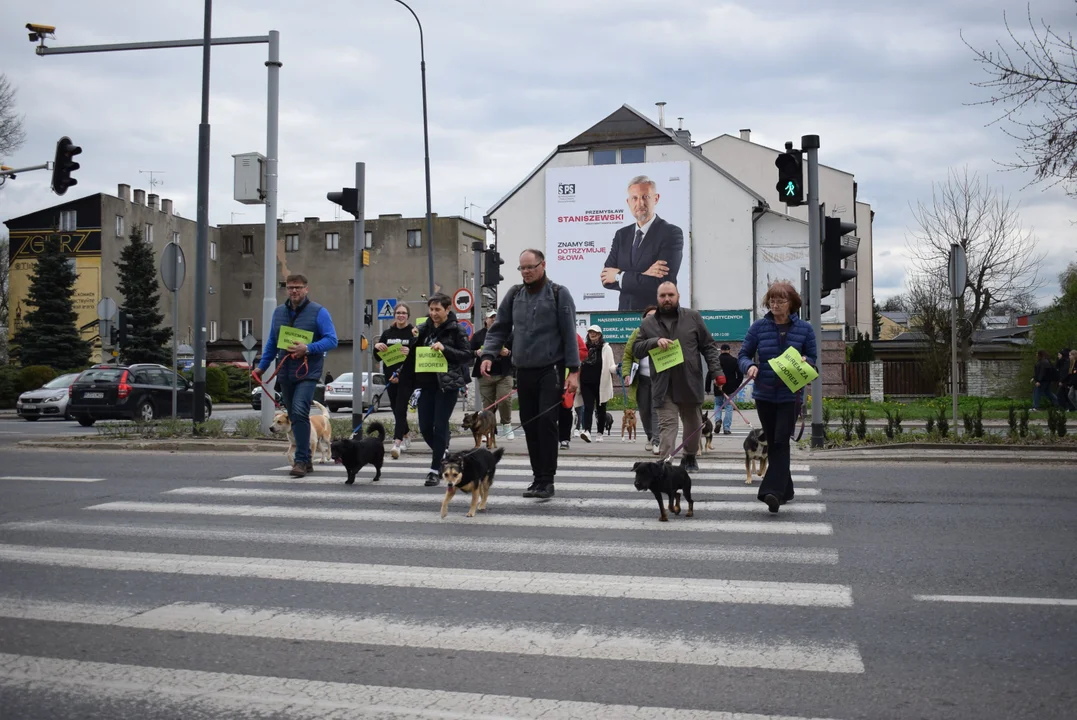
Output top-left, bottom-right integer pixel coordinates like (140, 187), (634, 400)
(232, 152), (267, 205)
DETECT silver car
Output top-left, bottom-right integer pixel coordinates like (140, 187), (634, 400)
(324, 372), (386, 413)
(16, 373), (82, 421)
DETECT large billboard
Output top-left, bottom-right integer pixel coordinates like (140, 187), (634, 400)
(546, 161), (690, 313)
(756, 245), (840, 324)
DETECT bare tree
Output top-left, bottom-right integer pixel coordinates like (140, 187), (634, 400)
(964, 5), (1077, 195)
(0, 74), (26, 161)
(880, 294), (910, 313)
(905, 166), (1044, 363)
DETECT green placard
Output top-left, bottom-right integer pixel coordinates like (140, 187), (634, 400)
(648, 340), (684, 373)
(767, 346), (818, 392)
(277, 325), (314, 350)
(415, 346), (448, 373)
(378, 344), (406, 366)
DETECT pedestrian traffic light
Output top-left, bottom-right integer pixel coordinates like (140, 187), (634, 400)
(326, 187), (360, 218)
(482, 249), (504, 287)
(364, 299), (373, 326)
(774, 142), (803, 206)
(822, 216), (858, 295)
(116, 309), (128, 347)
(51, 136), (81, 196)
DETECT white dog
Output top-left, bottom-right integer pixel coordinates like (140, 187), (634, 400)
(269, 400), (332, 465)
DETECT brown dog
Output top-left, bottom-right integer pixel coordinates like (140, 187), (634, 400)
(440, 447), (504, 518)
(621, 408), (637, 441)
(699, 411), (714, 454)
(462, 410), (498, 449)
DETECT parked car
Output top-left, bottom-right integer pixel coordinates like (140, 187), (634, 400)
(68, 363), (213, 426)
(251, 383), (325, 410)
(324, 372), (386, 413)
(16, 372), (82, 421)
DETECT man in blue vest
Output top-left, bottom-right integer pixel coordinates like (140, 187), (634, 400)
(253, 273), (339, 477)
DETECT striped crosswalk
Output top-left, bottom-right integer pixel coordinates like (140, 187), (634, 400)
(0, 452), (856, 718)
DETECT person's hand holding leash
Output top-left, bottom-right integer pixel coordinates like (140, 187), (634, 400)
(288, 341), (308, 358)
(251, 368), (263, 384)
(565, 371), (579, 394)
(745, 365), (758, 380)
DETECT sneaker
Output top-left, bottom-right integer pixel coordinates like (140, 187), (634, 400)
(652, 442), (660, 455)
(763, 493), (780, 513)
(572, 428), (580, 438)
(579, 430), (591, 443)
(504, 424), (516, 440)
(522, 481), (539, 498)
(723, 428), (731, 435)
(391, 441), (401, 460)
(289, 463), (306, 478)
(680, 455), (699, 473)
(533, 483), (555, 499)
(595, 434), (604, 443)
(402, 434), (412, 451)
(424, 471), (441, 487)
(559, 440), (570, 450)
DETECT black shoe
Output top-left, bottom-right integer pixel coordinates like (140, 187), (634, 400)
(305, 463), (314, 473)
(722, 429), (731, 435)
(680, 455), (699, 473)
(522, 481), (539, 498)
(763, 493), (780, 513)
(533, 483), (555, 499)
(424, 471), (441, 487)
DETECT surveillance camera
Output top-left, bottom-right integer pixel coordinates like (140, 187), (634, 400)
(25, 23), (56, 34)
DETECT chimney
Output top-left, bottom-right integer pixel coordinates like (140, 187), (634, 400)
(161, 198), (173, 215)
(117, 184), (131, 202)
(739, 128), (751, 142)
(655, 101), (666, 128)
(133, 189), (146, 206)
(304, 216), (319, 223)
(677, 117), (684, 130)
(148, 193), (159, 210)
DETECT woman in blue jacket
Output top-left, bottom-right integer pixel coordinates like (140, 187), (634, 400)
(738, 282), (817, 513)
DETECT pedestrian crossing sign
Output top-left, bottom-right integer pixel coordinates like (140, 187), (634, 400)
(377, 298), (397, 320)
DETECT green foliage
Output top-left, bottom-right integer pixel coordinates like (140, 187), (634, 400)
(883, 407), (903, 439)
(1019, 272), (1077, 393)
(840, 406), (855, 441)
(973, 399), (985, 438)
(822, 403), (831, 431)
(12, 233), (92, 369)
(205, 366), (229, 403)
(17, 365), (57, 393)
(925, 415), (936, 434)
(115, 226), (171, 365)
(1046, 407), (1066, 438)
(1019, 407), (1030, 437)
(848, 332), (876, 362)
(856, 409), (868, 440)
(935, 406), (950, 438)
(233, 417), (264, 438)
(872, 297), (882, 341)
(1008, 403), (1018, 437)
(0, 365), (20, 408)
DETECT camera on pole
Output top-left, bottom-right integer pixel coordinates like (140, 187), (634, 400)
(482, 249), (504, 287)
(327, 187), (360, 218)
(51, 136), (81, 196)
(774, 141), (803, 206)
(822, 216), (858, 295)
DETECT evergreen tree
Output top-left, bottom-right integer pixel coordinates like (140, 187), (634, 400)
(115, 226), (171, 365)
(12, 233), (91, 369)
(872, 296), (882, 340)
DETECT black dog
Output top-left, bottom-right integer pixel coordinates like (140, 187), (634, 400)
(331, 421), (386, 485)
(440, 447), (505, 518)
(700, 411), (714, 454)
(602, 412), (614, 435)
(632, 460), (695, 522)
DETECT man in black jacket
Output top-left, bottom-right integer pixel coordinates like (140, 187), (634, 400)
(717, 344), (743, 435)
(600, 175), (684, 311)
(471, 310), (514, 438)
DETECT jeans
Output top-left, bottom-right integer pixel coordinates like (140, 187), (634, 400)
(755, 399), (798, 504)
(516, 365), (563, 484)
(387, 379), (413, 441)
(278, 378), (318, 465)
(636, 375), (654, 441)
(417, 386), (458, 471)
(479, 374), (514, 424)
(719, 396), (734, 432)
(1032, 384), (1057, 410)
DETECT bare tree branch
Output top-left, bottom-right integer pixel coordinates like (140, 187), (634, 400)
(0, 74), (26, 161)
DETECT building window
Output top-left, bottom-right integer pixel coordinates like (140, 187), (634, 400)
(365, 231), (373, 249)
(172, 231), (180, 245)
(209, 321), (218, 343)
(325, 232), (339, 251)
(58, 210), (77, 231)
(407, 229), (422, 248)
(145, 224), (153, 243)
(285, 234), (299, 252)
(242, 235), (254, 254)
(620, 147), (645, 163)
(115, 215), (125, 237)
(592, 149), (617, 165)
(239, 318), (253, 339)
(242, 282), (253, 292)
(210, 241), (218, 260)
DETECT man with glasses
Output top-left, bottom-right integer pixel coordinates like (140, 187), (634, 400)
(254, 273), (339, 478)
(481, 249), (580, 499)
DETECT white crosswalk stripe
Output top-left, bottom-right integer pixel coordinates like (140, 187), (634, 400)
(252, 467), (819, 482)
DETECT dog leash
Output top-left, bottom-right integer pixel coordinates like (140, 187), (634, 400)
(662, 421), (706, 463)
(351, 369), (400, 436)
(716, 377), (755, 430)
(481, 388), (516, 413)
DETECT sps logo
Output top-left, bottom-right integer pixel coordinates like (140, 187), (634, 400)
(557, 183), (576, 197)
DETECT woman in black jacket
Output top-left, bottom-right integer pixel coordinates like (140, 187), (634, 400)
(1032, 349), (1058, 410)
(415, 294), (472, 486)
(374, 303), (418, 458)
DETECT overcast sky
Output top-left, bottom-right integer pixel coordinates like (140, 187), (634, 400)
(1, 0), (1073, 305)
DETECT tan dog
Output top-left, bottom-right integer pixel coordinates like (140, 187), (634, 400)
(621, 407), (637, 441)
(270, 400), (332, 465)
(439, 447), (504, 519)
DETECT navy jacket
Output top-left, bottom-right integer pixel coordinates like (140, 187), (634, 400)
(258, 298), (339, 382)
(738, 312), (818, 404)
(602, 215), (684, 311)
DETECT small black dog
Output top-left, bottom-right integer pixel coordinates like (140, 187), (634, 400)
(743, 428), (768, 485)
(602, 412), (614, 435)
(440, 446), (505, 518)
(632, 460), (695, 522)
(699, 411), (714, 454)
(331, 421), (386, 485)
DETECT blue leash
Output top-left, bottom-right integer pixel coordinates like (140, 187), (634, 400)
(351, 369), (399, 435)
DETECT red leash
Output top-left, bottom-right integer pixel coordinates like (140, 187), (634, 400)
(481, 388), (516, 413)
(251, 352), (307, 410)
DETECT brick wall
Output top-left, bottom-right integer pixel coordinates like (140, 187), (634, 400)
(967, 359), (1022, 398)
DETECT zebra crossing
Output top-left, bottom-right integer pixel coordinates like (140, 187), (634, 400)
(0, 453), (857, 719)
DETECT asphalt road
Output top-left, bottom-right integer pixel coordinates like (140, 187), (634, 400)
(0, 446), (1073, 719)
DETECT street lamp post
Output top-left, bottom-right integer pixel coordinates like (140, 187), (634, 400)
(391, 0), (435, 295)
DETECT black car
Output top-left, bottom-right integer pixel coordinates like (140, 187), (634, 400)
(68, 363), (213, 426)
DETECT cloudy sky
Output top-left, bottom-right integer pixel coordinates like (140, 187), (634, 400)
(1, 0), (1073, 305)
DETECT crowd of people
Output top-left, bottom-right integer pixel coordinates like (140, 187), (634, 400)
(1033, 348), (1077, 411)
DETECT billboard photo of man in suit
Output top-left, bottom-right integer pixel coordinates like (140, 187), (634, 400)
(599, 175), (684, 311)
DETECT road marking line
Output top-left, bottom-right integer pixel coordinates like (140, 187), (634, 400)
(0, 599), (864, 673)
(85, 502), (834, 535)
(913, 594), (1077, 607)
(256, 469), (819, 483)
(0, 476), (104, 483)
(0, 544), (851, 606)
(0, 652), (846, 719)
(1, 520), (840, 565)
(273, 460), (814, 472)
(166, 487), (828, 514)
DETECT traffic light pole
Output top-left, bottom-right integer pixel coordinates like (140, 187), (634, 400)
(351, 163), (367, 433)
(260, 30), (281, 434)
(802, 134), (824, 448)
(192, 0), (213, 428)
(472, 240), (484, 411)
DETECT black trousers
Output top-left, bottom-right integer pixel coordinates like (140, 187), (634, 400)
(387, 380), (412, 441)
(558, 405), (573, 443)
(516, 365), (563, 484)
(755, 398), (798, 503)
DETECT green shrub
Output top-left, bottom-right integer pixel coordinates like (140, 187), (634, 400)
(1019, 407), (1030, 437)
(935, 406), (949, 438)
(840, 407), (855, 442)
(205, 367), (229, 403)
(233, 417), (265, 438)
(973, 399), (985, 438)
(856, 409), (868, 440)
(0, 366), (20, 408)
(1008, 403), (1018, 437)
(18, 365), (58, 394)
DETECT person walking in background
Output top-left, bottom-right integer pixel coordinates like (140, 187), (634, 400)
(559, 332), (588, 450)
(1063, 349), (1077, 411)
(324, 371), (334, 384)
(717, 344), (743, 435)
(471, 310), (515, 439)
(578, 325), (617, 443)
(1032, 349), (1058, 410)
(414, 294), (472, 486)
(738, 281), (817, 513)
(482, 249), (580, 499)
(1056, 348), (1075, 411)
(622, 305), (659, 452)
(374, 303), (418, 459)
(253, 273), (339, 478)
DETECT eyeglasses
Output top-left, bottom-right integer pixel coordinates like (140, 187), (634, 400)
(517, 264), (542, 272)
(286, 286), (307, 291)
(768, 298), (790, 305)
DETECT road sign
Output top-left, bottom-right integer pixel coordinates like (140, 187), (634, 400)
(160, 241), (186, 292)
(241, 349), (258, 365)
(240, 333), (258, 351)
(459, 319), (474, 338)
(376, 298), (397, 320)
(96, 297), (117, 321)
(452, 288), (474, 314)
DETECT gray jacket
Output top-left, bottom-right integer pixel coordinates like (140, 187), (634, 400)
(483, 278), (580, 371)
(632, 306), (722, 406)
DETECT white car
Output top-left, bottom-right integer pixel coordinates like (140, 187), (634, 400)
(325, 372), (386, 413)
(16, 373), (82, 421)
